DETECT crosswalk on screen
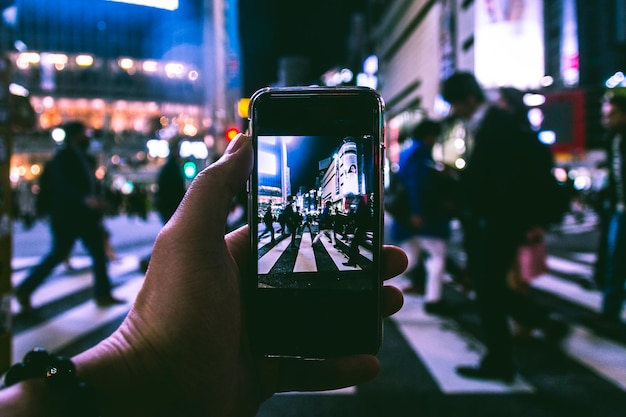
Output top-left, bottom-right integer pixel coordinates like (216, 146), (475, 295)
(255, 134), (378, 291)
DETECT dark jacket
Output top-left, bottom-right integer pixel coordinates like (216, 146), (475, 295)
(391, 139), (451, 242)
(606, 132), (626, 210)
(155, 157), (186, 223)
(46, 146), (103, 225)
(461, 105), (562, 233)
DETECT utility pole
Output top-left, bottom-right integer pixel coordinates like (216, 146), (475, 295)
(203, 0), (228, 155)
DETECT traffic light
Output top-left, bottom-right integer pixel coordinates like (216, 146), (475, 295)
(183, 161), (198, 179)
(225, 127), (240, 141)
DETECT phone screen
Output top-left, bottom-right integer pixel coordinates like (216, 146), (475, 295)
(256, 134), (377, 289)
(247, 87), (384, 358)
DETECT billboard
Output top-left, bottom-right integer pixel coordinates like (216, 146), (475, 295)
(474, 0), (544, 90)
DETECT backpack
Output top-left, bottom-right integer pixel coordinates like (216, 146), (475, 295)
(422, 166), (461, 218)
(517, 131), (570, 227)
(384, 170), (410, 225)
(35, 160), (55, 217)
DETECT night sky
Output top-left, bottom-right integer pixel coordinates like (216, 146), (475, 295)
(238, 0), (367, 96)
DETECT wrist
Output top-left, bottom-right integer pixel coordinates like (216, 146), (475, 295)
(1, 349), (99, 417)
(0, 379), (62, 417)
(72, 316), (176, 416)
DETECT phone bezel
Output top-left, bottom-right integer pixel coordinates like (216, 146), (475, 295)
(246, 86), (385, 358)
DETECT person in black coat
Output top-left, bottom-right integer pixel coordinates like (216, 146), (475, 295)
(155, 139), (186, 225)
(343, 195), (371, 267)
(139, 138), (187, 272)
(442, 72), (556, 382)
(15, 121), (124, 311)
(599, 94), (626, 325)
(259, 206), (276, 242)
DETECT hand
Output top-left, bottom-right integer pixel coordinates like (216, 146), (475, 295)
(73, 134), (407, 417)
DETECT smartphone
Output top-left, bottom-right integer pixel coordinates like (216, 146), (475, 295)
(246, 86), (385, 358)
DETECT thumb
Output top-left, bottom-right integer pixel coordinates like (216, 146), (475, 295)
(166, 133), (252, 245)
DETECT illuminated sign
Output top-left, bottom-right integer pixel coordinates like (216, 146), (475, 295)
(106, 0), (178, 11)
(474, 0), (545, 90)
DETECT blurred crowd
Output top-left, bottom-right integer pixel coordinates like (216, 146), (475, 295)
(8, 72), (626, 386)
(386, 71), (626, 383)
(12, 178), (150, 230)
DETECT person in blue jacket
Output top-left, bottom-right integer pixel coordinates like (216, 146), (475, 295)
(390, 119), (452, 315)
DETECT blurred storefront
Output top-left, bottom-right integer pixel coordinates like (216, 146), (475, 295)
(1, 0), (243, 197)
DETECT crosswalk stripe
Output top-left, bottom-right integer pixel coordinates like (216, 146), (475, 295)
(562, 325), (626, 390)
(13, 276), (144, 362)
(530, 274), (626, 321)
(392, 256), (626, 393)
(319, 234), (361, 271)
(12, 231), (625, 398)
(293, 232), (317, 272)
(392, 295), (534, 393)
(11, 274), (92, 315)
(547, 255), (594, 276)
(258, 226), (279, 246)
(334, 235), (374, 262)
(279, 387), (356, 396)
(557, 212), (599, 234)
(259, 237), (292, 274)
(571, 252), (597, 265)
(532, 274), (601, 311)
(258, 231), (373, 273)
(11, 255), (142, 314)
(359, 245), (373, 261)
(11, 256), (95, 284)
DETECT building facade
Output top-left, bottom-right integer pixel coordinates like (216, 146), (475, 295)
(369, 0), (626, 173)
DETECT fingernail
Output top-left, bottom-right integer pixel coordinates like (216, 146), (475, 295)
(225, 133), (246, 155)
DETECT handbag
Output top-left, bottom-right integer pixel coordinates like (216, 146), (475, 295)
(517, 227), (548, 282)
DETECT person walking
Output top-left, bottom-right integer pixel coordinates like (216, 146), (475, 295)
(284, 198), (299, 249)
(259, 206), (276, 242)
(312, 201), (336, 246)
(390, 119), (453, 315)
(441, 72), (546, 382)
(154, 138), (187, 225)
(343, 195), (370, 267)
(14, 121), (124, 311)
(140, 138), (187, 272)
(300, 211), (314, 238)
(495, 86), (569, 341)
(599, 94), (626, 326)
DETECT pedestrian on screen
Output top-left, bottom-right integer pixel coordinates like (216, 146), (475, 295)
(259, 206), (275, 242)
(285, 198), (299, 248)
(313, 200), (336, 246)
(344, 195), (370, 267)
